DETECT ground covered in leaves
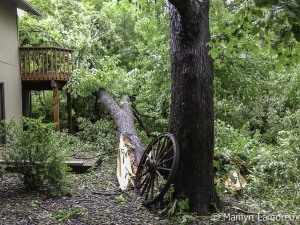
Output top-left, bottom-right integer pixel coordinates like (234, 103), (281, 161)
(0, 157), (260, 225)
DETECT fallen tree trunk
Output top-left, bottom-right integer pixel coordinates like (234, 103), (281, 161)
(94, 88), (145, 164)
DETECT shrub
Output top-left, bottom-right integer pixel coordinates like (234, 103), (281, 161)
(214, 119), (300, 214)
(2, 117), (70, 192)
(76, 117), (116, 154)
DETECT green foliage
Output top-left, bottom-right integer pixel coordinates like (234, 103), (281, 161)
(28, 199), (39, 208)
(160, 186), (190, 216)
(215, 120), (263, 176)
(163, 198), (190, 216)
(19, 0), (300, 215)
(29, 90), (70, 126)
(244, 127), (300, 213)
(23, 0), (170, 134)
(211, 6), (300, 209)
(52, 205), (87, 223)
(215, 120), (300, 214)
(114, 195), (127, 205)
(75, 117), (116, 155)
(159, 186), (196, 225)
(2, 117), (70, 192)
(30, 91), (53, 121)
(210, 0), (300, 69)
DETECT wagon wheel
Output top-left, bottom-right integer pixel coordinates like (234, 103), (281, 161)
(135, 133), (179, 206)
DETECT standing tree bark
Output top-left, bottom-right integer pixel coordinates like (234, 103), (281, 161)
(168, 0), (221, 214)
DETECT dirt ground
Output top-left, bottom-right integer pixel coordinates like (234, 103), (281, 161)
(0, 157), (260, 225)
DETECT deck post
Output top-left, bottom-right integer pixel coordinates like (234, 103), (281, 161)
(67, 93), (72, 132)
(52, 80), (60, 131)
(22, 90), (31, 117)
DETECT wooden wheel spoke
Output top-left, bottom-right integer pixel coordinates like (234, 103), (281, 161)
(135, 133), (179, 206)
(140, 173), (150, 187)
(151, 140), (160, 159)
(157, 146), (173, 163)
(156, 137), (168, 160)
(157, 167), (171, 172)
(157, 157), (174, 166)
(149, 175), (155, 200)
(150, 145), (155, 159)
(155, 170), (164, 179)
(140, 168), (150, 178)
(153, 138), (163, 160)
(139, 173), (150, 189)
(141, 174), (151, 195)
(153, 140), (161, 158)
(154, 173), (160, 191)
(144, 174), (153, 201)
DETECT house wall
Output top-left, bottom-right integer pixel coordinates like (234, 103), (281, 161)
(0, 0), (22, 121)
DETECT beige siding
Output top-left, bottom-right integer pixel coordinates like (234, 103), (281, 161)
(0, 0), (22, 121)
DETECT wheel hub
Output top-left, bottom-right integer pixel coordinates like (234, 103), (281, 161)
(146, 158), (157, 172)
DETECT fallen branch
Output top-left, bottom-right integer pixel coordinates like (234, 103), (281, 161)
(92, 190), (123, 196)
(132, 110), (155, 138)
(132, 103), (157, 120)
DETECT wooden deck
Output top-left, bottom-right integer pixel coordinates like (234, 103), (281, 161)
(19, 46), (74, 132)
(66, 156), (102, 173)
(0, 148), (101, 173)
(19, 47), (73, 82)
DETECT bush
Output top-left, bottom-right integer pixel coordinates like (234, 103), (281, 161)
(244, 129), (300, 214)
(76, 117), (116, 154)
(214, 119), (300, 214)
(2, 117), (70, 192)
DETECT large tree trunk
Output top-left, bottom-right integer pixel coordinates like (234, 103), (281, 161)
(94, 88), (145, 163)
(168, 0), (221, 214)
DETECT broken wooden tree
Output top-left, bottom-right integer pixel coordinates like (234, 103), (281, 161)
(94, 88), (146, 190)
(94, 88), (180, 205)
(94, 88), (145, 162)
